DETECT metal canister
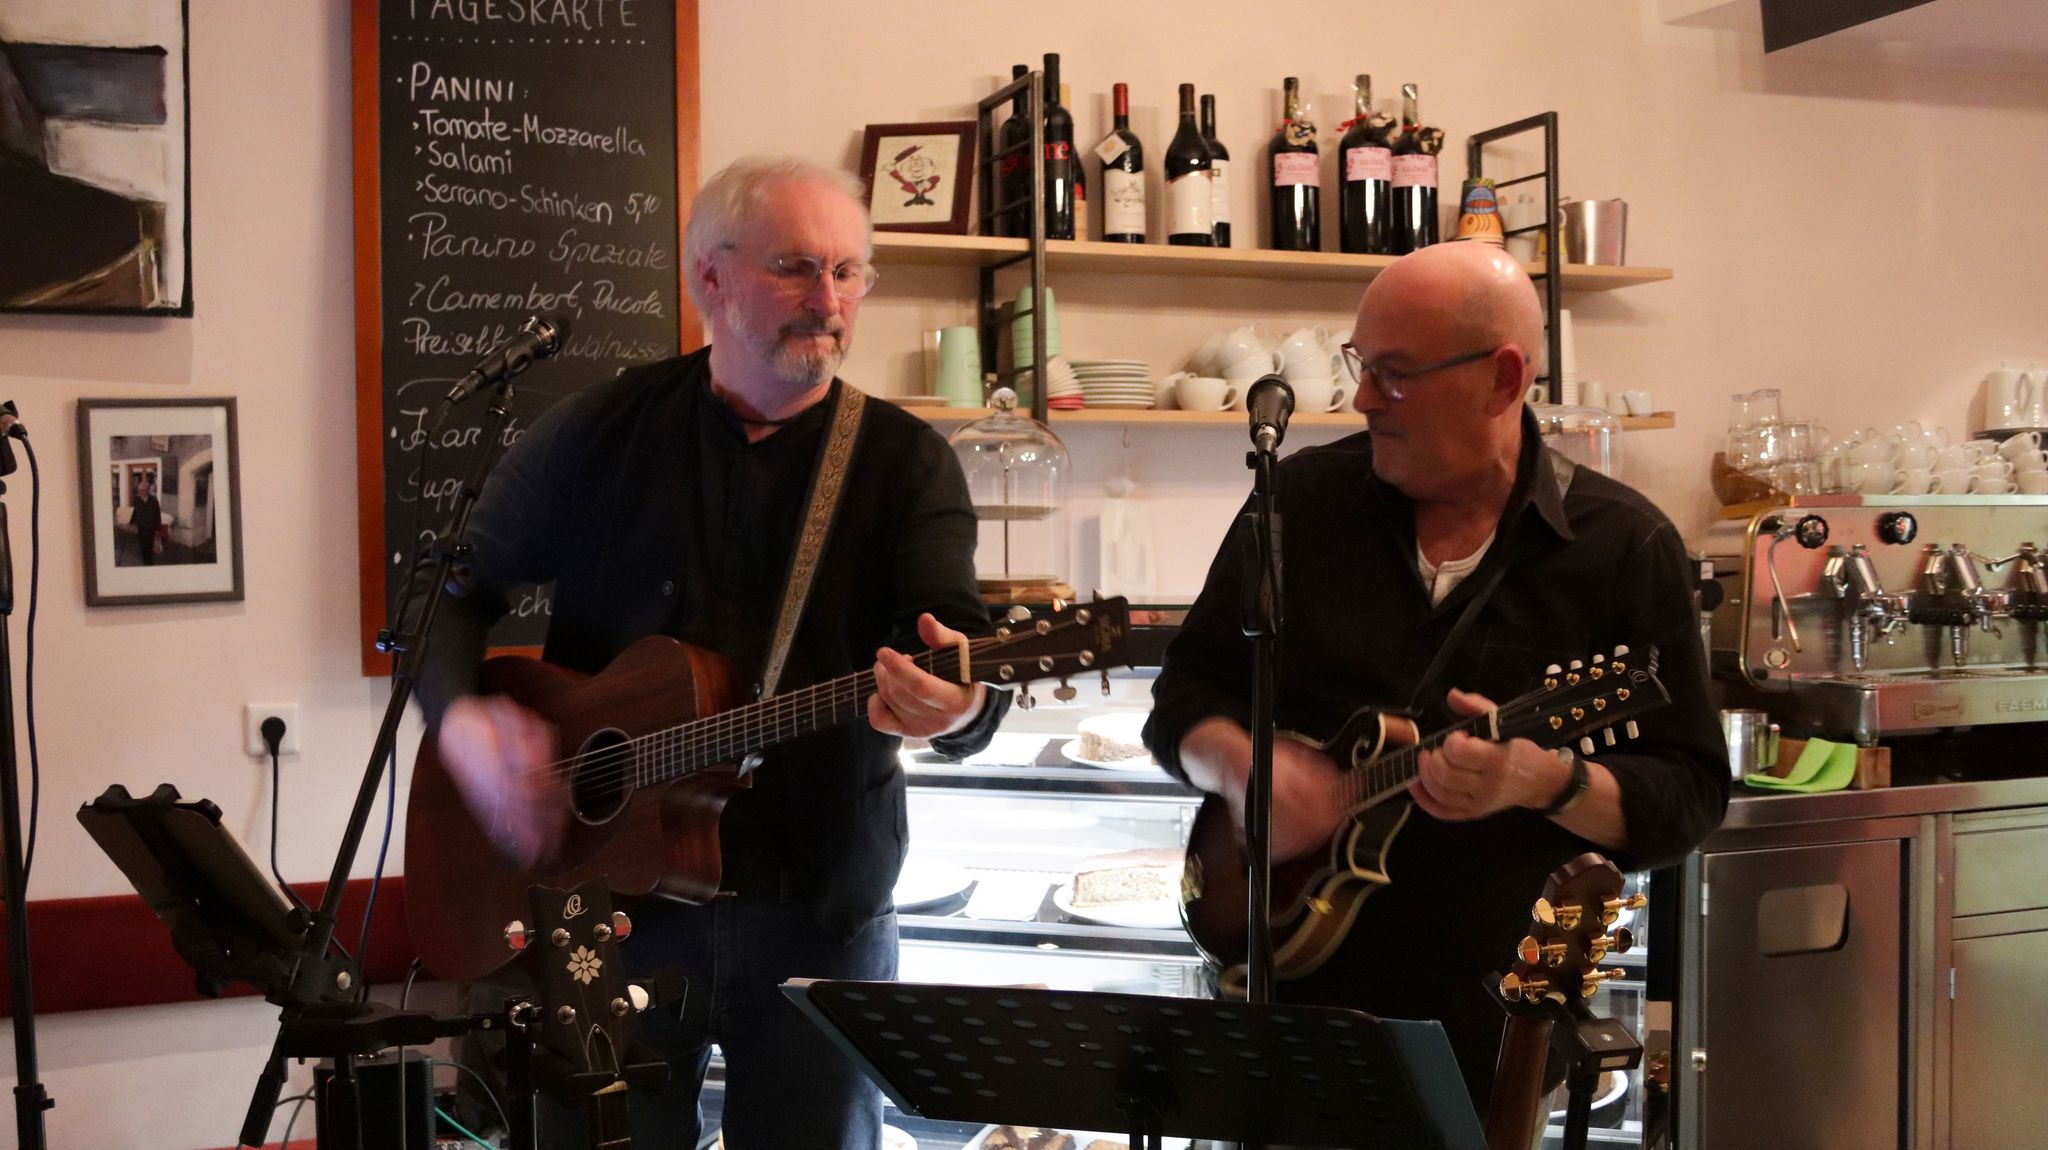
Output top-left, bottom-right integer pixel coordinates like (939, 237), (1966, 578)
(1454, 177), (1504, 245)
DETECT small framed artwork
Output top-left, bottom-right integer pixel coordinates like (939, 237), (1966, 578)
(75, 397), (243, 606)
(858, 121), (977, 234)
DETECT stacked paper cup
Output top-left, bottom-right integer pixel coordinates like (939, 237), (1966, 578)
(1556, 308), (1580, 406)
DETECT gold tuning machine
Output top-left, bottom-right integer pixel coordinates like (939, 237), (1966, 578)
(1602, 893), (1648, 926)
(503, 919), (533, 952)
(1500, 970), (1554, 1003)
(1587, 927), (1636, 963)
(1580, 967), (1628, 997)
(1543, 899), (1586, 931)
(1518, 935), (1568, 967)
(1054, 677), (1078, 703)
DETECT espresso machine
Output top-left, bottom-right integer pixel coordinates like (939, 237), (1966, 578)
(1694, 495), (2048, 747)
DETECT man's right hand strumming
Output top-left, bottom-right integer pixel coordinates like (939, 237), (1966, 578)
(1178, 716), (1352, 862)
(436, 695), (568, 868)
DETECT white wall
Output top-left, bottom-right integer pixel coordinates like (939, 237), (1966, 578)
(1, 1), (2044, 1145)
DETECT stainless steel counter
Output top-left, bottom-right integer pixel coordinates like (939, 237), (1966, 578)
(1713, 774), (2048, 836)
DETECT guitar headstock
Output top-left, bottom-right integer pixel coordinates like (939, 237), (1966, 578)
(510, 878), (639, 1079)
(1498, 853), (1644, 1011)
(1496, 645), (1669, 757)
(975, 596), (1134, 709)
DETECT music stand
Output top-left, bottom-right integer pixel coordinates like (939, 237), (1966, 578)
(76, 784), (328, 1001)
(783, 980), (1484, 1150)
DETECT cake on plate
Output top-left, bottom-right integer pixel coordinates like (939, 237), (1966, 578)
(1071, 847), (1180, 908)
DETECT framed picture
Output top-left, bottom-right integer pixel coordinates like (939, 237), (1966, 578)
(75, 398), (242, 606)
(858, 121), (977, 234)
(0, 0), (193, 314)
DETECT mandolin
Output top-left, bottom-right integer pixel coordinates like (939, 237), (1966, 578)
(1178, 647), (1666, 989)
(406, 598), (1131, 980)
(1483, 854), (1642, 1150)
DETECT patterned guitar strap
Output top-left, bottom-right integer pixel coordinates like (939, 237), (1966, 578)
(758, 384), (868, 699)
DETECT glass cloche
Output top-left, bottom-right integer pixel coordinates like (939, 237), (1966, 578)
(947, 388), (1072, 603)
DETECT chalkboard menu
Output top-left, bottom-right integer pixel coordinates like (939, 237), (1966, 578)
(352, 0), (699, 673)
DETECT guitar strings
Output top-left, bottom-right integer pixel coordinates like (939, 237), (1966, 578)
(501, 630), (1025, 793)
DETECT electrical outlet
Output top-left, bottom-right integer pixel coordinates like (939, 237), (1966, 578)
(245, 703), (302, 756)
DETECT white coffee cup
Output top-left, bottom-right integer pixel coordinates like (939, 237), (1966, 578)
(1848, 461), (1894, 494)
(1332, 379), (1357, 411)
(1189, 330), (1228, 377)
(1971, 473), (2016, 494)
(1222, 349), (1285, 385)
(1276, 325), (1331, 366)
(1216, 325), (1268, 368)
(1287, 377), (1345, 414)
(1582, 381), (1608, 410)
(2013, 448), (2048, 474)
(1847, 438), (1895, 466)
(1892, 467), (1934, 495)
(1997, 431), (2042, 462)
(1934, 445), (1981, 471)
(2017, 471), (2048, 494)
(1894, 442), (1937, 470)
(1174, 375), (1240, 412)
(1623, 389), (1653, 417)
(1932, 468), (1973, 494)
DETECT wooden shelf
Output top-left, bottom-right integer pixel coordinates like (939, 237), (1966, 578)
(893, 401), (1677, 432)
(872, 233), (1673, 292)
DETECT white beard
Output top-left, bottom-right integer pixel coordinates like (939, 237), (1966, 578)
(722, 297), (848, 389)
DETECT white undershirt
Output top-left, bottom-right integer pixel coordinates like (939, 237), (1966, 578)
(1418, 532), (1496, 606)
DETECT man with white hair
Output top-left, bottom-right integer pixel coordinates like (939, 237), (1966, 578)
(419, 156), (1005, 1149)
(1146, 242), (1727, 1115)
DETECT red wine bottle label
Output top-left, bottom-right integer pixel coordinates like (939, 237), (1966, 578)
(1209, 158), (1231, 224)
(1392, 153), (1436, 188)
(1094, 133), (1132, 166)
(1104, 168), (1145, 235)
(1045, 141), (1073, 160)
(1167, 171), (1214, 236)
(1345, 145), (1392, 182)
(1272, 151), (1319, 187)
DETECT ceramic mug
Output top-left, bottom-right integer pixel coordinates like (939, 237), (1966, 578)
(1971, 474), (2016, 495)
(1892, 468), (1934, 495)
(1997, 431), (2043, 462)
(1287, 377), (1346, 414)
(1623, 389), (1653, 417)
(1222, 349), (1285, 384)
(2013, 448), (2048, 474)
(1934, 445), (1981, 471)
(1849, 461), (1894, 495)
(1189, 330), (1228, 377)
(1173, 374), (1240, 412)
(2018, 471), (2048, 495)
(1931, 468), (1973, 494)
(1276, 325), (1331, 365)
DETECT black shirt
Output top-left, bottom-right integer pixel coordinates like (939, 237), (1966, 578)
(418, 348), (1005, 939)
(1144, 409), (1728, 1103)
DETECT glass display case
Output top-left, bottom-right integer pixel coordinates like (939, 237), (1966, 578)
(696, 664), (1656, 1150)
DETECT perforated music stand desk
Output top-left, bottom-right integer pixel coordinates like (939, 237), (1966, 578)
(784, 979), (1485, 1150)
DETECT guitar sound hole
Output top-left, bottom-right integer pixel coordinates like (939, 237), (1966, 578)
(570, 729), (634, 824)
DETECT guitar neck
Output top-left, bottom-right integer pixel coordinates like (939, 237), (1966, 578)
(637, 647), (965, 785)
(1339, 710), (1499, 809)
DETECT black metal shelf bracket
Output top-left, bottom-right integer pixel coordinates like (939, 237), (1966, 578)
(1467, 112), (1563, 403)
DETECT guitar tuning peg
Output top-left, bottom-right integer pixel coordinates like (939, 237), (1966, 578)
(1568, 659), (1584, 670)
(1518, 935), (1567, 968)
(611, 910), (633, 941)
(1532, 897), (1556, 925)
(1608, 926), (1636, 954)
(1580, 736), (1596, 755)
(1613, 644), (1630, 657)
(1591, 653), (1606, 664)
(1051, 597), (1068, 613)
(1100, 670), (1112, 696)
(1581, 968), (1629, 997)
(504, 919), (533, 952)
(1053, 677), (1077, 703)
(1603, 728), (1617, 746)
(1545, 664), (1563, 676)
(1625, 721), (1640, 740)
(1017, 686), (1036, 710)
(1005, 604), (1033, 623)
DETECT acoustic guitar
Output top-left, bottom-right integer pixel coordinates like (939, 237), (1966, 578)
(406, 597), (1132, 980)
(1483, 853), (1642, 1150)
(1178, 647), (1667, 988)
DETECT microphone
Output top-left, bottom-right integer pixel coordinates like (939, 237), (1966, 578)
(1245, 375), (1295, 454)
(442, 315), (570, 407)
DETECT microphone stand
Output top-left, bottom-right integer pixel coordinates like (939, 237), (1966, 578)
(1238, 399), (1289, 1009)
(237, 379), (524, 1148)
(1, 465), (53, 1150)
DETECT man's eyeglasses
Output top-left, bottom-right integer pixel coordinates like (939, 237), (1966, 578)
(1340, 343), (1500, 402)
(748, 251), (881, 301)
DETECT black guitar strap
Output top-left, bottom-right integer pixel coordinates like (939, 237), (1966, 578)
(1404, 450), (1575, 713)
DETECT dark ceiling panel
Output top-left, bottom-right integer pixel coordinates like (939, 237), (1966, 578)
(1762, 0), (1940, 51)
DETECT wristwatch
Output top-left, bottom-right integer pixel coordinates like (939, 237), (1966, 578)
(1536, 747), (1590, 817)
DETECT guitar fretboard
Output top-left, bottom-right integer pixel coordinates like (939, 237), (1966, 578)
(1341, 710), (1500, 809)
(619, 646), (969, 787)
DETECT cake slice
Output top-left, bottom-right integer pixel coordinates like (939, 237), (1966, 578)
(1071, 848), (1181, 908)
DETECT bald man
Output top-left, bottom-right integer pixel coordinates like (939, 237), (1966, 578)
(1145, 243), (1727, 1116)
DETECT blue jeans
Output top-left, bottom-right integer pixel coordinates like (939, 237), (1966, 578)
(610, 896), (900, 1150)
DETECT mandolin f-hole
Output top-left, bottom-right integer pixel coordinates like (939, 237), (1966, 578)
(569, 728), (635, 824)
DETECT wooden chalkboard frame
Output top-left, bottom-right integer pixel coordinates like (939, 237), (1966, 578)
(349, 0), (702, 675)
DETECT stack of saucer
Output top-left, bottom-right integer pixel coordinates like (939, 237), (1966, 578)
(1068, 359), (1154, 410)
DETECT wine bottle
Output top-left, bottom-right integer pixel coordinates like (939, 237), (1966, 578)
(1163, 83), (1215, 247)
(997, 63), (1031, 236)
(1042, 53), (1078, 241)
(1268, 76), (1321, 251)
(1338, 74), (1394, 254)
(1390, 82), (1442, 254)
(1096, 83), (1146, 243)
(1200, 94), (1231, 248)
(1064, 82), (1088, 241)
